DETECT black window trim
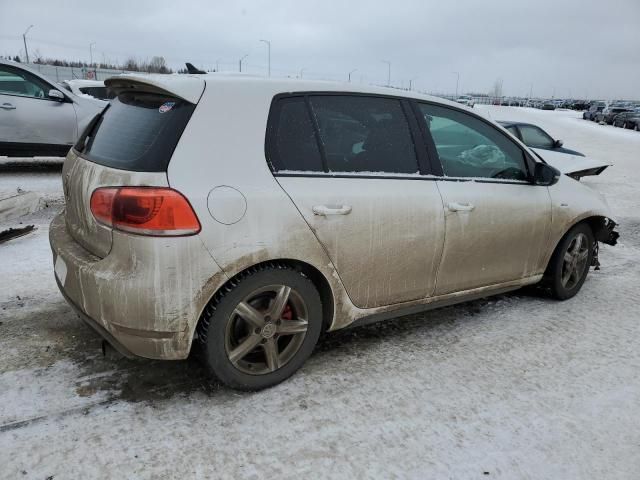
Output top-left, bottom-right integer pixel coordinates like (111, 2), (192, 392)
(265, 91), (433, 177)
(265, 91), (541, 184)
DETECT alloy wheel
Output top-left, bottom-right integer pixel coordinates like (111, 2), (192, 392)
(561, 233), (590, 290)
(224, 284), (309, 375)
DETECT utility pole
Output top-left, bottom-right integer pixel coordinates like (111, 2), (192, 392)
(259, 39), (271, 77)
(382, 60), (391, 86)
(89, 42), (96, 66)
(348, 69), (357, 83)
(299, 68), (306, 79)
(215, 59), (220, 72)
(409, 77), (418, 91)
(529, 83), (533, 99)
(453, 72), (460, 97)
(239, 54), (248, 72)
(22, 25), (34, 63)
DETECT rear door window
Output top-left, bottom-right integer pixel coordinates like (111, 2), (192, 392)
(267, 97), (323, 172)
(309, 95), (419, 174)
(77, 92), (195, 172)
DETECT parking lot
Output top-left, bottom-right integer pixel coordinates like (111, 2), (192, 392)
(1, 106), (639, 479)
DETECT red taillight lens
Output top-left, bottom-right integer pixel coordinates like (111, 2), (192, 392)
(90, 187), (200, 236)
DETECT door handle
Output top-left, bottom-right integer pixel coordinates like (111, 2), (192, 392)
(312, 205), (352, 216)
(1, 103), (16, 110)
(447, 202), (475, 212)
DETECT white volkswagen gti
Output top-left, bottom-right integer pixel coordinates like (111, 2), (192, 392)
(50, 73), (619, 390)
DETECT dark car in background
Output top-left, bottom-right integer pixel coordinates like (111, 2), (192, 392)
(612, 110), (640, 130)
(583, 102), (606, 120)
(498, 121), (584, 156)
(595, 107), (633, 124)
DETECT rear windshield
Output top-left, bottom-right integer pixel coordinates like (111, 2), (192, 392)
(76, 92), (196, 172)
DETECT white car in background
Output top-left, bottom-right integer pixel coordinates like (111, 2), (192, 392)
(455, 95), (475, 107)
(0, 59), (106, 157)
(59, 79), (114, 102)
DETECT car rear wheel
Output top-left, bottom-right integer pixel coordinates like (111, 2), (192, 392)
(197, 264), (322, 390)
(544, 224), (594, 300)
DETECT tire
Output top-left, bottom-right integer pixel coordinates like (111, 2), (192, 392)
(197, 263), (323, 391)
(635, 124), (639, 132)
(544, 223), (594, 300)
(623, 122), (628, 129)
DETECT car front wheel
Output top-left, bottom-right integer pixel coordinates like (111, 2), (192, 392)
(197, 264), (323, 390)
(544, 224), (594, 300)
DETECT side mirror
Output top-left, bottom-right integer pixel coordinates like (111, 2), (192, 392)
(534, 162), (561, 186)
(48, 89), (65, 102)
(554, 139), (563, 148)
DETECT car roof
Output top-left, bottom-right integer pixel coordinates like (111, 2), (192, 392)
(105, 72), (467, 108)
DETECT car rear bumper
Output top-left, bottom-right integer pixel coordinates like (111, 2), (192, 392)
(49, 213), (227, 360)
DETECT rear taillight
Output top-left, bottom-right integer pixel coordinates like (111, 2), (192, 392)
(90, 187), (201, 236)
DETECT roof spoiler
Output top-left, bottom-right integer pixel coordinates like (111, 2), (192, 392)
(185, 63), (206, 74)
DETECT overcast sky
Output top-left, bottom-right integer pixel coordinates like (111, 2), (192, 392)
(1, 0), (639, 99)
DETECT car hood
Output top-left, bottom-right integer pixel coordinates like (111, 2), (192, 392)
(532, 148), (610, 178)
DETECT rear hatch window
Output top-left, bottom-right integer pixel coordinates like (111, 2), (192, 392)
(76, 92), (196, 172)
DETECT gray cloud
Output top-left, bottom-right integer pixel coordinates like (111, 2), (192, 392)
(2, 0), (639, 98)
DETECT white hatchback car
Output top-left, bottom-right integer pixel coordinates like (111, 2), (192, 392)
(50, 74), (618, 390)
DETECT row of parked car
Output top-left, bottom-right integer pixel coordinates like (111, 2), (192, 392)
(582, 102), (640, 130)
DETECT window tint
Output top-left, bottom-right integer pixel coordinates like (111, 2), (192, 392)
(519, 125), (554, 148)
(309, 95), (419, 173)
(419, 104), (528, 180)
(78, 92), (195, 172)
(0, 65), (49, 99)
(269, 97), (323, 172)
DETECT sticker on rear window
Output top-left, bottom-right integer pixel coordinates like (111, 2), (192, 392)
(159, 101), (175, 113)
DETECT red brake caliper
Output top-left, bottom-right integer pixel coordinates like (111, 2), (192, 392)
(281, 303), (293, 321)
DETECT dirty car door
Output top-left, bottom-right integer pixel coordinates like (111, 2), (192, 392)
(416, 103), (551, 295)
(270, 94), (445, 309)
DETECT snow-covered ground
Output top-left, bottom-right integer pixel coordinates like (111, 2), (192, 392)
(1, 107), (639, 479)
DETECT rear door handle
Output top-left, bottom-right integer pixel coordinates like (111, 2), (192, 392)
(312, 205), (352, 216)
(447, 202), (475, 212)
(1, 103), (16, 110)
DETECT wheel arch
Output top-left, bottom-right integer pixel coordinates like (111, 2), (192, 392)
(544, 215), (618, 273)
(194, 259), (336, 344)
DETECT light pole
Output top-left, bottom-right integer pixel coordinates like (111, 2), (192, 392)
(452, 72), (460, 97)
(89, 42), (96, 67)
(299, 68), (306, 79)
(259, 39), (271, 77)
(22, 25), (34, 63)
(348, 69), (357, 83)
(215, 59), (221, 72)
(239, 54), (248, 72)
(382, 60), (391, 86)
(409, 77), (418, 91)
